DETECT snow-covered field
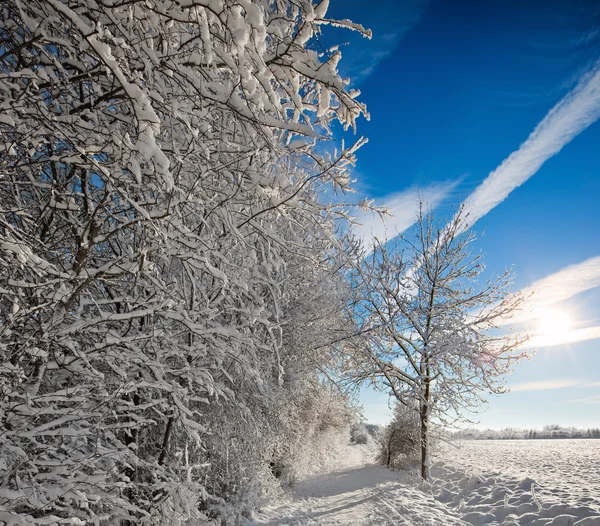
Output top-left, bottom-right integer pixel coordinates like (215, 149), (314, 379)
(249, 439), (600, 525)
(438, 439), (600, 509)
(431, 438), (600, 526)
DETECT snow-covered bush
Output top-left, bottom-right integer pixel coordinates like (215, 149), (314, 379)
(351, 423), (370, 445)
(379, 403), (421, 470)
(0, 0), (370, 523)
(268, 381), (356, 485)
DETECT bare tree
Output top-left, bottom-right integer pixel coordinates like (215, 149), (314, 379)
(349, 204), (528, 480)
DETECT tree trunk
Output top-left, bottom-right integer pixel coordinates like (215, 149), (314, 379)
(387, 428), (397, 467)
(158, 416), (175, 466)
(420, 376), (431, 481)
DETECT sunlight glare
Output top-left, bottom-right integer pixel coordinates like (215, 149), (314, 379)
(536, 308), (574, 339)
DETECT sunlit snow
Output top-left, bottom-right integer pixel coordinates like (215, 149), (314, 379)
(250, 438), (600, 525)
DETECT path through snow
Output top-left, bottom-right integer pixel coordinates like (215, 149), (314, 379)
(249, 463), (463, 525)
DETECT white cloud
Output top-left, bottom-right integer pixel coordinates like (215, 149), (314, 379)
(461, 61), (600, 227)
(566, 394), (600, 405)
(509, 379), (600, 396)
(353, 180), (457, 248)
(519, 256), (600, 312)
(493, 256), (600, 349)
(518, 325), (600, 350)
(499, 255), (600, 327)
(509, 379), (582, 392)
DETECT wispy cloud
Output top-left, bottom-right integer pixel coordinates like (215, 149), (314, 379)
(353, 180), (457, 248)
(509, 379), (583, 392)
(510, 379), (600, 397)
(566, 394), (600, 405)
(334, 0), (428, 84)
(504, 255), (600, 327)
(493, 256), (600, 349)
(519, 256), (600, 310)
(518, 325), (600, 350)
(461, 61), (600, 227)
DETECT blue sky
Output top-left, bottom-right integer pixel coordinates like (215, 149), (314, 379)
(323, 0), (600, 429)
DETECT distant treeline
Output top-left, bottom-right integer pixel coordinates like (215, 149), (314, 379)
(454, 425), (600, 440)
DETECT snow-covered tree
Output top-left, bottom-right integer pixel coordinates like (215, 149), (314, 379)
(348, 204), (528, 480)
(0, 0), (370, 522)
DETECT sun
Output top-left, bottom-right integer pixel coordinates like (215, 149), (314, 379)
(536, 308), (574, 340)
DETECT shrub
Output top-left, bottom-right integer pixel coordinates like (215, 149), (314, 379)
(351, 423), (370, 445)
(378, 404), (421, 470)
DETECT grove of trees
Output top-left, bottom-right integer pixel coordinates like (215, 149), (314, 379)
(455, 426), (600, 440)
(0, 0), (372, 523)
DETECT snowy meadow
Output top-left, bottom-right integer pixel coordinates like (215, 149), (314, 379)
(429, 438), (600, 526)
(438, 439), (600, 509)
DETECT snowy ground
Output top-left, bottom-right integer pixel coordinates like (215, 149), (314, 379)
(248, 439), (600, 525)
(248, 443), (462, 525)
(439, 439), (600, 509)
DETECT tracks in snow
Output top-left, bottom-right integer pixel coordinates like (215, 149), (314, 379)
(249, 464), (464, 526)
